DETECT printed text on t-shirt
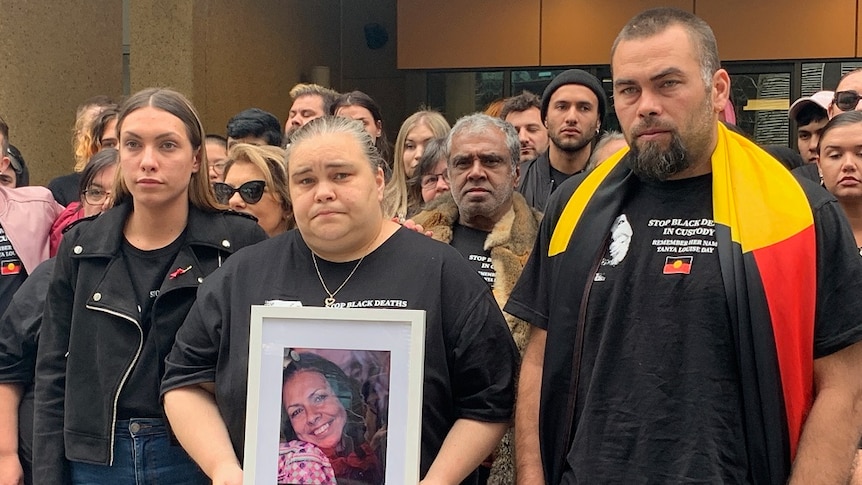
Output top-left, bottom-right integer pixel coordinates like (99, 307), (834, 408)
(649, 218), (717, 254)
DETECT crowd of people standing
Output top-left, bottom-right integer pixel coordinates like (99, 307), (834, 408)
(3, 6), (862, 485)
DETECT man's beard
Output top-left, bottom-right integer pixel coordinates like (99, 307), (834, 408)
(549, 129), (595, 154)
(627, 129), (693, 182)
(626, 92), (716, 182)
(285, 125), (300, 143)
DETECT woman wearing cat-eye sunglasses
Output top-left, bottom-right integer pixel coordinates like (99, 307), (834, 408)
(216, 143), (295, 236)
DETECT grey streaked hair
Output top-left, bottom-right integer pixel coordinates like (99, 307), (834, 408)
(446, 113), (520, 170)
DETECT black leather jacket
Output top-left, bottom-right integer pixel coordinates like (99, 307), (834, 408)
(517, 151), (553, 212)
(32, 202), (266, 484)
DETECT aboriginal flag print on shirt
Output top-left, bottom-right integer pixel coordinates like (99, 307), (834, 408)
(0, 222), (28, 317)
(1, 259), (21, 275)
(663, 256), (693, 274)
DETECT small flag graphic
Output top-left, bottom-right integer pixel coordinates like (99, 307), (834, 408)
(663, 256), (693, 275)
(1, 260), (21, 275)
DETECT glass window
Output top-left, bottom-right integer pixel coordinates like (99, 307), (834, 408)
(476, 71), (504, 109)
(727, 66), (792, 146)
(511, 69), (564, 96)
(800, 61), (862, 95)
(427, 71), (503, 122)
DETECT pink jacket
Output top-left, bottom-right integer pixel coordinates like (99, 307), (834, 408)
(0, 186), (64, 273)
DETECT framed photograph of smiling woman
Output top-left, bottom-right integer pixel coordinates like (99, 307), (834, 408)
(243, 305), (426, 485)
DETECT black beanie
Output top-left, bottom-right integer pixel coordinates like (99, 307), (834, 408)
(541, 69), (608, 125)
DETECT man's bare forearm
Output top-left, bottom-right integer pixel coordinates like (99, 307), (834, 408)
(516, 328), (546, 485)
(789, 341), (862, 484)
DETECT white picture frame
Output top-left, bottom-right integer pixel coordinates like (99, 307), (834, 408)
(243, 305), (426, 485)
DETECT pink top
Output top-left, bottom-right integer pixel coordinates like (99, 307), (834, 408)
(278, 440), (336, 484)
(49, 201), (83, 257)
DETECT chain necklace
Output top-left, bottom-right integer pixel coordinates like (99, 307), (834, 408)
(311, 251), (365, 307)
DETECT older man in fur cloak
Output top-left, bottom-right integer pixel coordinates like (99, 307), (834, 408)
(412, 113), (541, 485)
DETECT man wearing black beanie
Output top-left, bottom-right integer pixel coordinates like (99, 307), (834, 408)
(517, 69), (607, 211)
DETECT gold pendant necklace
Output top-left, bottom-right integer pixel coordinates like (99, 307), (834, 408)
(311, 251), (365, 307)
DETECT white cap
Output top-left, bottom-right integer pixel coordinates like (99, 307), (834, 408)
(788, 91), (833, 121)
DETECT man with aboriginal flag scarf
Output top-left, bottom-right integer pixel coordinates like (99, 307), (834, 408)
(506, 7), (862, 485)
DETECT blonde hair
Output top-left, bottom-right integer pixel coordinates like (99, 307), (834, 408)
(289, 83), (339, 113)
(72, 96), (116, 172)
(112, 88), (219, 211)
(224, 143), (294, 230)
(385, 110), (450, 219)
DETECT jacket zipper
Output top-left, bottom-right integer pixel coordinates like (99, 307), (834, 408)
(85, 304), (142, 467)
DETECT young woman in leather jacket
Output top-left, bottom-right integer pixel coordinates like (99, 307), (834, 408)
(32, 88), (267, 485)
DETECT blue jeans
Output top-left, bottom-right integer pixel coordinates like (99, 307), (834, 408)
(69, 418), (208, 485)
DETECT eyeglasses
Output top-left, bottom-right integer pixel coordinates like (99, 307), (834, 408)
(83, 187), (112, 205)
(420, 171), (449, 189)
(833, 90), (862, 112)
(213, 180), (266, 205)
(211, 161), (227, 175)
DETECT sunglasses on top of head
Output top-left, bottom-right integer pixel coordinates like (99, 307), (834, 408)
(213, 180), (266, 205)
(833, 90), (862, 112)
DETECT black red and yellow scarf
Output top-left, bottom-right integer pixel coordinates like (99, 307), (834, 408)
(541, 123), (815, 484)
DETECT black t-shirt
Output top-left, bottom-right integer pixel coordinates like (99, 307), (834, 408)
(450, 222), (495, 288)
(163, 228), (518, 484)
(0, 222), (28, 317)
(550, 165), (576, 193)
(507, 168), (862, 483)
(560, 174), (750, 483)
(117, 233), (185, 419)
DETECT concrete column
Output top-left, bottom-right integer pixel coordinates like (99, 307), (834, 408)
(0, 0), (123, 185)
(128, 0), (197, 96)
(128, 0), (340, 138)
